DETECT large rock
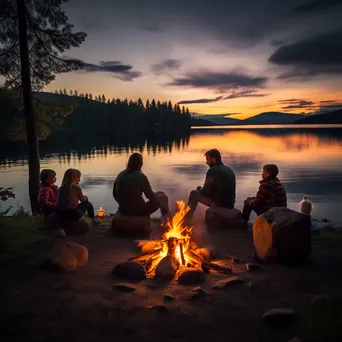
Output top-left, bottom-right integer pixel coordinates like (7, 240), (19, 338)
(50, 242), (88, 271)
(111, 211), (151, 239)
(155, 255), (179, 280)
(112, 261), (146, 281)
(205, 207), (243, 230)
(177, 268), (205, 285)
(253, 207), (311, 264)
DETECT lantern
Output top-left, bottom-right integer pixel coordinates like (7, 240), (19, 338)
(97, 207), (105, 219)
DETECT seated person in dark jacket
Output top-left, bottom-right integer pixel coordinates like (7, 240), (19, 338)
(242, 164), (287, 224)
(113, 153), (170, 221)
(184, 149), (236, 224)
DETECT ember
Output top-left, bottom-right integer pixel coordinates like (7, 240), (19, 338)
(130, 201), (231, 279)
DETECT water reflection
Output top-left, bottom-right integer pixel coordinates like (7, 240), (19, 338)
(1, 126), (342, 222)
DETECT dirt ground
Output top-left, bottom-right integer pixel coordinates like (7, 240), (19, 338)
(0, 219), (341, 342)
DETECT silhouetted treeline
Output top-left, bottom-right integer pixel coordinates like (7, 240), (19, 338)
(48, 91), (213, 129)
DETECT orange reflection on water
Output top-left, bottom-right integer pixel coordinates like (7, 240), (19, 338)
(188, 130), (342, 164)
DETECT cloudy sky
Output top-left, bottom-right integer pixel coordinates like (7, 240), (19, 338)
(46, 0), (342, 119)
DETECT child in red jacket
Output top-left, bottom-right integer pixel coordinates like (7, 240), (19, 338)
(38, 169), (58, 217)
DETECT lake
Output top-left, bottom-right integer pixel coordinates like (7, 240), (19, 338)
(1, 125), (342, 223)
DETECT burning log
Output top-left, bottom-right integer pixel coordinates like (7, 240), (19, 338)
(179, 242), (186, 266)
(201, 261), (232, 274)
(128, 248), (163, 262)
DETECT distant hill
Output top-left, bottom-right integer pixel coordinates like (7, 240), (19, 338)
(191, 114), (241, 125)
(295, 109), (342, 124)
(242, 112), (305, 124)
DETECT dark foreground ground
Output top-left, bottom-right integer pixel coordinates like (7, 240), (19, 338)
(0, 217), (341, 342)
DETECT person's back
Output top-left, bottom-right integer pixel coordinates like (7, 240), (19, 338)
(56, 184), (83, 210)
(205, 163), (236, 208)
(259, 176), (287, 210)
(114, 169), (149, 215)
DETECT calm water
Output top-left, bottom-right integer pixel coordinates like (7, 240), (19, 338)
(1, 125), (342, 222)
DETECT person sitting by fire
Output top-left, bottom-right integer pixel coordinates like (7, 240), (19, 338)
(242, 164), (287, 226)
(113, 153), (170, 222)
(184, 149), (236, 225)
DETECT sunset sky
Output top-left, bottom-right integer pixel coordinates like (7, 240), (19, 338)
(43, 0), (342, 119)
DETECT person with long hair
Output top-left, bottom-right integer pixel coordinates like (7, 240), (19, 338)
(56, 168), (100, 224)
(113, 153), (170, 221)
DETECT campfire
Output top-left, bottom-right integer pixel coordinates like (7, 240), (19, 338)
(130, 201), (231, 279)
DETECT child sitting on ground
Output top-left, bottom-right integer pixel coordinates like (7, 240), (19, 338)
(56, 168), (100, 225)
(38, 169), (58, 217)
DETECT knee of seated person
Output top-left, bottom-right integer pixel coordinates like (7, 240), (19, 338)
(189, 189), (200, 199)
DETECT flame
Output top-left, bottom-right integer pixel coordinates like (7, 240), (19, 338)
(145, 201), (194, 274)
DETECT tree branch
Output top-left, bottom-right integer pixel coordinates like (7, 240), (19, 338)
(0, 37), (18, 57)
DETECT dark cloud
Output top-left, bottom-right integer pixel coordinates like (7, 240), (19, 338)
(293, 0), (342, 14)
(279, 99), (314, 110)
(277, 99), (342, 113)
(269, 29), (342, 79)
(151, 59), (183, 75)
(138, 22), (162, 32)
(168, 71), (267, 92)
(80, 60), (142, 81)
(224, 89), (269, 99)
(178, 96), (223, 104)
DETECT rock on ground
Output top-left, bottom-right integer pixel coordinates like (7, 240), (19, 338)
(213, 276), (246, 289)
(189, 286), (207, 300)
(262, 308), (296, 325)
(50, 242), (88, 271)
(146, 305), (168, 312)
(155, 255), (179, 280)
(112, 261), (146, 281)
(164, 294), (175, 301)
(177, 268), (205, 285)
(112, 283), (136, 292)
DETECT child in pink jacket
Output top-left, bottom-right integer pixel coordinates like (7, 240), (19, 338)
(38, 169), (58, 217)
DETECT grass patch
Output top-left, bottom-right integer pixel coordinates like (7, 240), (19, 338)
(298, 297), (342, 342)
(318, 230), (342, 244)
(0, 215), (49, 260)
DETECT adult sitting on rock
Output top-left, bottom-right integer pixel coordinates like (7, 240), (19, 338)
(113, 153), (170, 222)
(242, 164), (287, 226)
(184, 149), (236, 225)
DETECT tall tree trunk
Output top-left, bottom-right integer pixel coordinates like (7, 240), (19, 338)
(17, 0), (40, 214)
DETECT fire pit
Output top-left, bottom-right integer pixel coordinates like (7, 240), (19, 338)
(130, 201), (232, 280)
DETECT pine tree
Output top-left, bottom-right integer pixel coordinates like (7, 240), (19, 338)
(168, 101), (173, 112)
(63, 88), (67, 95)
(0, 0), (85, 213)
(102, 94), (106, 103)
(146, 99), (150, 110)
(70, 90), (73, 96)
(75, 90), (78, 96)
(182, 106), (186, 114)
(54, 90), (58, 94)
(186, 107), (189, 115)
(151, 99), (156, 108)
(89, 93), (93, 100)
(85, 93), (88, 99)
(59, 89), (63, 95)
